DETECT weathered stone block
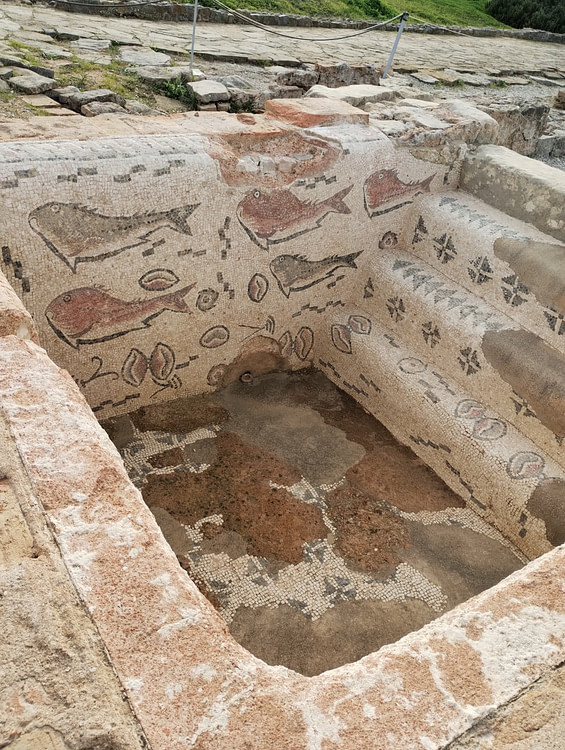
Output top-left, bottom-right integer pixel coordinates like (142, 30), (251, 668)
(8, 74), (55, 94)
(81, 101), (128, 116)
(68, 89), (126, 110)
(187, 80), (230, 104)
(305, 84), (393, 107)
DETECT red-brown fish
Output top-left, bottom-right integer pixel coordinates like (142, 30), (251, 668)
(45, 284), (195, 347)
(237, 185), (352, 249)
(364, 169), (434, 217)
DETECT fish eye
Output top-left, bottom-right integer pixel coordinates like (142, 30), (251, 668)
(51, 205), (60, 213)
(63, 294), (71, 302)
(378, 173), (384, 179)
(253, 190), (261, 198)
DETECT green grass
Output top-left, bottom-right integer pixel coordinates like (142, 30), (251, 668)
(179, 0), (507, 27)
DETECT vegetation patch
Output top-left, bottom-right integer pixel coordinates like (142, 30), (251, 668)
(178, 0), (507, 27)
(486, 0), (564, 33)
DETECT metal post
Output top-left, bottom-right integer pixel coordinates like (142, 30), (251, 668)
(189, 0), (199, 80)
(382, 11), (408, 79)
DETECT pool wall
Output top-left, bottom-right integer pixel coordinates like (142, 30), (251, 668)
(1, 101), (565, 748)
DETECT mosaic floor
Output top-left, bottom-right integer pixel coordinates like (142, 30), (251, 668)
(102, 370), (525, 676)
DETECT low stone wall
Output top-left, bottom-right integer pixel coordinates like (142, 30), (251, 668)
(51, 0), (565, 44)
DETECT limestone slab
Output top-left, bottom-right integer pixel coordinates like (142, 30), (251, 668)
(305, 83), (395, 107)
(8, 74), (54, 94)
(187, 79), (230, 103)
(265, 96), (369, 127)
(119, 45), (171, 67)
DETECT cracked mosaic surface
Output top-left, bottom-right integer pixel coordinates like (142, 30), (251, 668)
(104, 370), (525, 675)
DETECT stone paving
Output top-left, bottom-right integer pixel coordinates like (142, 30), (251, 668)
(1, 2), (565, 73)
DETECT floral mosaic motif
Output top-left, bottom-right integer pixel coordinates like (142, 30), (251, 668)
(501, 275), (529, 307)
(237, 185), (353, 250)
(1, 245), (30, 294)
(422, 322), (441, 348)
(270, 251), (362, 298)
(331, 315), (372, 354)
(433, 233), (457, 264)
(29, 201), (199, 272)
(506, 451), (546, 480)
(378, 231), (398, 250)
(45, 284), (195, 349)
(511, 392), (536, 418)
(412, 215), (428, 244)
(247, 273), (269, 303)
(196, 288), (219, 312)
(121, 343), (199, 396)
(200, 325), (230, 349)
(363, 277), (375, 299)
(458, 347), (481, 375)
(386, 296), (406, 323)
(138, 268), (179, 292)
(544, 306), (565, 335)
(363, 169), (434, 218)
(467, 256), (493, 285)
(240, 315), (275, 341)
(391, 260), (504, 331)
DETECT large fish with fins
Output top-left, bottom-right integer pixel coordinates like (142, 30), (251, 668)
(45, 284), (195, 348)
(29, 201), (199, 271)
(237, 185), (353, 249)
(270, 251), (362, 297)
(364, 169), (434, 217)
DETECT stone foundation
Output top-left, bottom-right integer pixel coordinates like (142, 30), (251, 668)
(1, 100), (564, 748)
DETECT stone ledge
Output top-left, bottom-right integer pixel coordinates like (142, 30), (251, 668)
(0, 335), (563, 749)
(265, 97), (369, 127)
(461, 145), (565, 242)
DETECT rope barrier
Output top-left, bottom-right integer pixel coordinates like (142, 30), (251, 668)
(51, 0), (406, 42)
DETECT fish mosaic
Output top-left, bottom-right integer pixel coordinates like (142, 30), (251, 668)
(270, 251), (362, 298)
(29, 202), (199, 271)
(278, 331), (294, 358)
(45, 284), (195, 348)
(237, 185), (353, 250)
(364, 169), (434, 218)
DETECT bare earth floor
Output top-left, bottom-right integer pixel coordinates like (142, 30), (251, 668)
(103, 370), (525, 676)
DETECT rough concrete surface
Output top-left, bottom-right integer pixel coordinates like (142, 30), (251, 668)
(461, 145), (565, 241)
(0, 412), (147, 750)
(449, 663), (565, 749)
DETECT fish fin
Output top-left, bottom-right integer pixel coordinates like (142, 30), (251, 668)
(326, 185), (353, 216)
(162, 283), (196, 312)
(422, 174), (434, 191)
(166, 204), (200, 235)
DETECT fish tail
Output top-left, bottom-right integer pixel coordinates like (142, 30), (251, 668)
(167, 205), (200, 235)
(343, 250), (362, 268)
(326, 185), (353, 215)
(162, 283), (196, 312)
(421, 174), (434, 192)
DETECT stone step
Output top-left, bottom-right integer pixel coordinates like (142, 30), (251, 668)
(400, 191), (565, 359)
(460, 144), (565, 243)
(356, 244), (565, 471)
(316, 307), (565, 559)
